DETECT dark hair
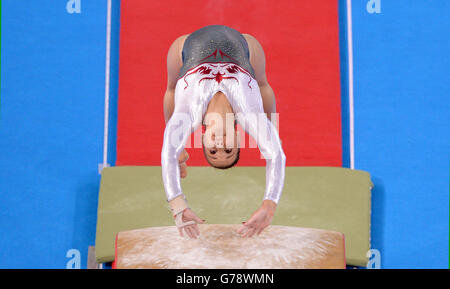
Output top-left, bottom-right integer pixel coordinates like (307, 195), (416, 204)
(202, 146), (240, 169)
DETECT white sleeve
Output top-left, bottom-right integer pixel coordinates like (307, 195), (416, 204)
(236, 111), (286, 204)
(161, 102), (197, 202)
(220, 73), (286, 204)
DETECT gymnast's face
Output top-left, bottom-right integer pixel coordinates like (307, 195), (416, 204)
(202, 115), (240, 169)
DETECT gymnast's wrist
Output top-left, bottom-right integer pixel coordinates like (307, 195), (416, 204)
(169, 195), (190, 217)
(262, 199), (277, 213)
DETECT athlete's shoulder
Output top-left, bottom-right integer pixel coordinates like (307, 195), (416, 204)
(166, 34), (190, 87)
(241, 33), (261, 48)
(241, 33), (267, 84)
(167, 33), (190, 63)
(169, 34), (190, 51)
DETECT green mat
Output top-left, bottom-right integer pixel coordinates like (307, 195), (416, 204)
(95, 166), (372, 267)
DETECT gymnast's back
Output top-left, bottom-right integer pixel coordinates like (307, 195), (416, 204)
(179, 25), (255, 79)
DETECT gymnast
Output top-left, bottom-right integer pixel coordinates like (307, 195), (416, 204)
(162, 25), (286, 239)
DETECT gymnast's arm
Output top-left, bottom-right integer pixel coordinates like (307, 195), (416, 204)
(161, 103), (205, 239)
(235, 103), (286, 237)
(162, 35), (204, 238)
(238, 34), (285, 237)
(246, 33), (286, 200)
(243, 33), (277, 126)
(165, 35), (190, 178)
(164, 34), (188, 123)
(163, 35), (194, 202)
(238, 111), (286, 204)
(161, 106), (193, 203)
(242, 33), (286, 202)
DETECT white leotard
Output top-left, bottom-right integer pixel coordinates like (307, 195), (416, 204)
(161, 62), (286, 204)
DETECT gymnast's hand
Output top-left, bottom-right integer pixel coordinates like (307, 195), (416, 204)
(237, 200), (277, 238)
(176, 208), (205, 239)
(178, 150), (189, 178)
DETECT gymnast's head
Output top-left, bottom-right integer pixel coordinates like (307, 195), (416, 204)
(202, 92), (240, 169)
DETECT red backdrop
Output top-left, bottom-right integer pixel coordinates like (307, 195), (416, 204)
(116, 0), (342, 166)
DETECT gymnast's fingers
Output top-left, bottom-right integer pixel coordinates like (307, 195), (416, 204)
(237, 223), (248, 234)
(184, 226), (194, 239)
(179, 161), (187, 178)
(183, 209), (205, 224)
(186, 225), (196, 239)
(244, 218), (257, 229)
(243, 227), (256, 238)
(192, 215), (205, 224)
(178, 150), (189, 163)
(188, 225), (198, 239)
(248, 226), (260, 238)
(191, 224), (200, 236)
(178, 227), (184, 238)
(241, 226), (254, 237)
(256, 226), (265, 236)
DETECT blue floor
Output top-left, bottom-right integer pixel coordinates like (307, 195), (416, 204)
(351, 0), (449, 268)
(0, 0), (448, 268)
(0, 0), (120, 268)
